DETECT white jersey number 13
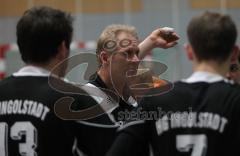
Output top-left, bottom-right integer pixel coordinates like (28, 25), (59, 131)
(0, 122), (37, 156)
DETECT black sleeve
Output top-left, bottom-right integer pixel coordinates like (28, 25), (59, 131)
(232, 95), (240, 156)
(106, 120), (149, 156)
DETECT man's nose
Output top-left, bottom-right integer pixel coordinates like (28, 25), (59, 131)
(130, 53), (140, 63)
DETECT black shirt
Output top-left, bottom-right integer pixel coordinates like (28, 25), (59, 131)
(73, 74), (149, 156)
(107, 72), (240, 156)
(0, 72), (97, 156)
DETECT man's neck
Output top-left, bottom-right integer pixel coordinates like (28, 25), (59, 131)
(97, 69), (124, 96)
(193, 61), (229, 77)
(27, 63), (50, 71)
(29, 60), (62, 77)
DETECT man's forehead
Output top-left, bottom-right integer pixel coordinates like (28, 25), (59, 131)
(116, 31), (138, 43)
(101, 31), (139, 52)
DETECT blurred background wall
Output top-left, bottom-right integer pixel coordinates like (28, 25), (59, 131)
(0, 0), (239, 82)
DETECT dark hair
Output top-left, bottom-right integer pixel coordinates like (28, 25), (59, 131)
(17, 6), (73, 64)
(187, 12), (237, 63)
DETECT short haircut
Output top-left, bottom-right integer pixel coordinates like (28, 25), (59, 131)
(187, 11), (237, 63)
(17, 6), (73, 64)
(96, 24), (138, 66)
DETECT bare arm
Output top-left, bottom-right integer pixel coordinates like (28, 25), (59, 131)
(138, 27), (180, 60)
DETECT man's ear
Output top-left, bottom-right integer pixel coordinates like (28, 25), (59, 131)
(184, 43), (194, 61)
(57, 41), (69, 61)
(230, 45), (239, 64)
(99, 51), (110, 66)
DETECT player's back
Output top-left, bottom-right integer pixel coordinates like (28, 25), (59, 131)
(143, 80), (240, 156)
(0, 76), (84, 156)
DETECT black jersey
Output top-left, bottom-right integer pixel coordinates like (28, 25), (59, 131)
(0, 67), (98, 156)
(107, 72), (240, 156)
(72, 74), (150, 156)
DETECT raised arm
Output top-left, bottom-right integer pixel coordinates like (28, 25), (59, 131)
(138, 27), (180, 60)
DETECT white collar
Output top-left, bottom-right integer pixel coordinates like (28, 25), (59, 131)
(13, 65), (50, 77)
(181, 71), (231, 83)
